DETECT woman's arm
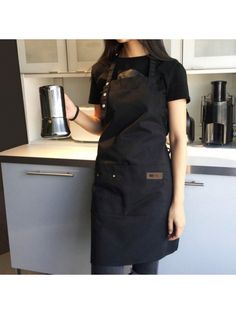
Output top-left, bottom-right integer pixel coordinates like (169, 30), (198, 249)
(64, 93), (104, 136)
(167, 98), (187, 241)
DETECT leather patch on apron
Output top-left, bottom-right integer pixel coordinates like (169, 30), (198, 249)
(146, 171), (163, 180)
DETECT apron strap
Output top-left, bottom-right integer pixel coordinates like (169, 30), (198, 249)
(99, 58), (118, 124)
(99, 61), (116, 118)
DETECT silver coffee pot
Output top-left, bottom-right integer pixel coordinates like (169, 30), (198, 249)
(39, 85), (71, 138)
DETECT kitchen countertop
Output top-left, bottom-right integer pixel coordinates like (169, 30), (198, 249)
(0, 138), (98, 167)
(1, 137), (236, 173)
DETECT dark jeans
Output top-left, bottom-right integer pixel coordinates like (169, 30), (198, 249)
(91, 260), (159, 274)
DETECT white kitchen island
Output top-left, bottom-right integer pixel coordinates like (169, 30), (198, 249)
(1, 138), (236, 274)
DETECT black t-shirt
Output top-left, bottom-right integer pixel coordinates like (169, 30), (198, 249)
(88, 55), (191, 105)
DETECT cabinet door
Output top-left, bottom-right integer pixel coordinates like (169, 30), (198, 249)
(17, 40), (67, 73)
(183, 40), (236, 69)
(158, 173), (236, 274)
(1, 162), (94, 274)
(163, 39), (182, 62)
(67, 40), (105, 72)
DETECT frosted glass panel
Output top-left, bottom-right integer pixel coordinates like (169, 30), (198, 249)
(163, 40), (171, 55)
(76, 40), (104, 62)
(25, 40), (58, 63)
(195, 40), (236, 57)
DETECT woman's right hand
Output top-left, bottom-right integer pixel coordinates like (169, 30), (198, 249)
(64, 93), (78, 120)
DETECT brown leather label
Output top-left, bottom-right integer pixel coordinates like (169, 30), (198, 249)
(146, 172), (163, 180)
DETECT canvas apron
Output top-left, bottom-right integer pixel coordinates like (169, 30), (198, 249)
(90, 55), (179, 266)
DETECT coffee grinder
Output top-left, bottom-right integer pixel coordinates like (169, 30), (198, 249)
(200, 80), (234, 146)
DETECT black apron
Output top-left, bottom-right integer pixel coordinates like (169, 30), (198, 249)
(90, 54), (179, 266)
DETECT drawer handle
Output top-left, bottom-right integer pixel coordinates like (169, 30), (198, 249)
(185, 180), (204, 187)
(26, 171), (74, 177)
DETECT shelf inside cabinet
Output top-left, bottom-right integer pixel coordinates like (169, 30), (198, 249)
(22, 72), (92, 78)
(187, 68), (236, 75)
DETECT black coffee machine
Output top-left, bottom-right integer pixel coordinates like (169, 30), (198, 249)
(201, 80), (234, 146)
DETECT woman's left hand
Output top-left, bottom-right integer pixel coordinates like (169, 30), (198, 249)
(167, 202), (186, 241)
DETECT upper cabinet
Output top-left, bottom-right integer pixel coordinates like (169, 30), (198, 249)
(17, 39), (181, 74)
(17, 40), (68, 73)
(18, 39), (236, 73)
(183, 40), (236, 69)
(66, 40), (104, 72)
(163, 39), (182, 62)
(17, 39), (104, 74)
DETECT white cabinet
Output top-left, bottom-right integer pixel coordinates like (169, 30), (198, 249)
(67, 40), (104, 72)
(159, 173), (236, 274)
(17, 39), (181, 73)
(17, 40), (68, 73)
(183, 40), (236, 69)
(17, 39), (105, 74)
(163, 39), (182, 62)
(1, 162), (94, 274)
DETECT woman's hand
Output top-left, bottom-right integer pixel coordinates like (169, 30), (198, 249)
(167, 202), (186, 241)
(64, 93), (77, 120)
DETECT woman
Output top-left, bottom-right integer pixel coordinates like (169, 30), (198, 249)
(65, 40), (190, 275)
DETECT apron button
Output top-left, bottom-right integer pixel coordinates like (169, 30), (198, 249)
(112, 174), (116, 178)
(103, 92), (107, 96)
(102, 104), (106, 108)
(106, 82), (109, 85)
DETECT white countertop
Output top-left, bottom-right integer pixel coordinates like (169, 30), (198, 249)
(0, 139), (98, 161)
(1, 138), (236, 168)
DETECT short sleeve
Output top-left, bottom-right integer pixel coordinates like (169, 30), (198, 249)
(166, 60), (191, 104)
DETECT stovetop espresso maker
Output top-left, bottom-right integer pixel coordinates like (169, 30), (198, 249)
(200, 80), (235, 145)
(39, 85), (71, 139)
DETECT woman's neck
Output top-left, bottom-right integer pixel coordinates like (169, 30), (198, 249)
(119, 40), (148, 57)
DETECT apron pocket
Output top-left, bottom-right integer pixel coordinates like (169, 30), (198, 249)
(91, 162), (126, 216)
(122, 164), (166, 216)
(92, 162), (167, 216)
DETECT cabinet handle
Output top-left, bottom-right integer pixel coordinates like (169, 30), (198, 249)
(185, 180), (204, 186)
(26, 171), (74, 177)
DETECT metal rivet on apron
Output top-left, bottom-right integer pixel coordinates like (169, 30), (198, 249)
(112, 174), (116, 178)
(103, 92), (107, 96)
(102, 104), (106, 108)
(106, 82), (109, 85)
(96, 173), (99, 176)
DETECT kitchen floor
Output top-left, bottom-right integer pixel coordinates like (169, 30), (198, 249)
(0, 252), (43, 275)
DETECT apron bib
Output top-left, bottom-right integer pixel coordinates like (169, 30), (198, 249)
(90, 54), (179, 266)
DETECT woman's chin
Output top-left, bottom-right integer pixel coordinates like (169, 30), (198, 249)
(116, 39), (130, 44)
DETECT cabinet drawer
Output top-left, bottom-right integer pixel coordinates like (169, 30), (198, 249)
(1, 162), (95, 274)
(159, 173), (236, 274)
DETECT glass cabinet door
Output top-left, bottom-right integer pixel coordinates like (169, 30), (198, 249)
(66, 40), (105, 72)
(17, 40), (67, 73)
(183, 40), (236, 69)
(163, 39), (182, 62)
